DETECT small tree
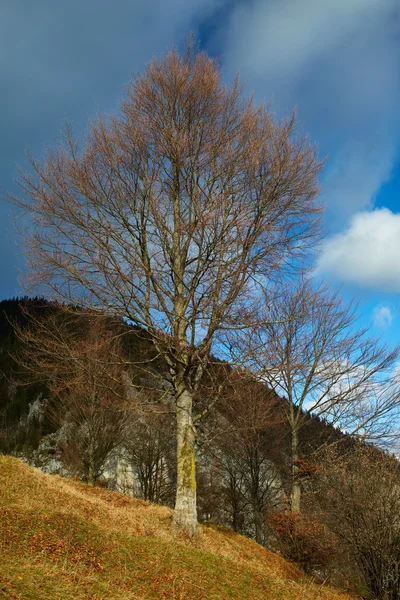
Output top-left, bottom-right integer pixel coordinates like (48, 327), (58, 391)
(214, 375), (283, 543)
(9, 42), (323, 534)
(124, 411), (176, 504)
(319, 445), (400, 600)
(12, 306), (128, 484)
(227, 278), (400, 512)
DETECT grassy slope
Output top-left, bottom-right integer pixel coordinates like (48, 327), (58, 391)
(0, 457), (354, 600)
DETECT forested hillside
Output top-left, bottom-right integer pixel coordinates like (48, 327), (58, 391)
(0, 297), (343, 516)
(1, 298), (400, 599)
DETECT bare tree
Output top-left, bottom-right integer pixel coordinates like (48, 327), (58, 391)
(12, 306), (129, 484)
(227, 278), (400, 512)
(214, 375), (283, 543)
(319, 444), (400, 600)
(9, 42), (323, 534)
(124, 411), (176, 504)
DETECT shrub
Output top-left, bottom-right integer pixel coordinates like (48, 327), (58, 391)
(268, 510), (337, 575)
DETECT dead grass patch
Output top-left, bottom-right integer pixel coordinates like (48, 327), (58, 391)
(0, 457), (357, 600)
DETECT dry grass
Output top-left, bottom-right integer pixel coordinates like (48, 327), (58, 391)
(0, 456), (357, 599)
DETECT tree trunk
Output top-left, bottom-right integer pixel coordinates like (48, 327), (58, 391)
(172, 388), (197, 535)
(253, 506), (263, 545)
(230, 473), (242, 532)
(87, 435), (97, 486)
(290, 426), (301, 513)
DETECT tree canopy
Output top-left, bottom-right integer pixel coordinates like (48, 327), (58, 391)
(9, 42), (323, 534)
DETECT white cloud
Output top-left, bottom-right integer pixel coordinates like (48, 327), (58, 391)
(373, 306), (394, 329)
(221, 0), (400, 218)
(316, 209), (400, 291)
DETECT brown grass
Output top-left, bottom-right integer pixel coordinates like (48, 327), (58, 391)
(0, 456), (357, 599)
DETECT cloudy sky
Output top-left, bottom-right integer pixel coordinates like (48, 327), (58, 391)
(1, 0), (400, 345)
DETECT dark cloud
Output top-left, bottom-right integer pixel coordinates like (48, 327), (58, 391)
(222, 0), (400, 221)
(0, 0), (222, 298)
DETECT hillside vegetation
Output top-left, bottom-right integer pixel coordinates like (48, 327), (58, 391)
(0, 456), (355, 600)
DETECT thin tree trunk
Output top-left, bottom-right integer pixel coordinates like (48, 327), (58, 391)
(172, 388), (197, 535)
(87, 433), (97, 485)
(290, 426), (301, 513)
(254, 506), (263, 545)
(230, 474), (242, 532)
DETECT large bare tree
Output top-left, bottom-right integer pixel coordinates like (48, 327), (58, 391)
(9, 43), (323, 534)
(226, 278), (400, 512)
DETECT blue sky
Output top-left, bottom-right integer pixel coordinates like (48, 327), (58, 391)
(1, 0), (400, 347)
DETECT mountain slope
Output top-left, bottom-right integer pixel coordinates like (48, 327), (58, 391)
(0, 457), (353, 600)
